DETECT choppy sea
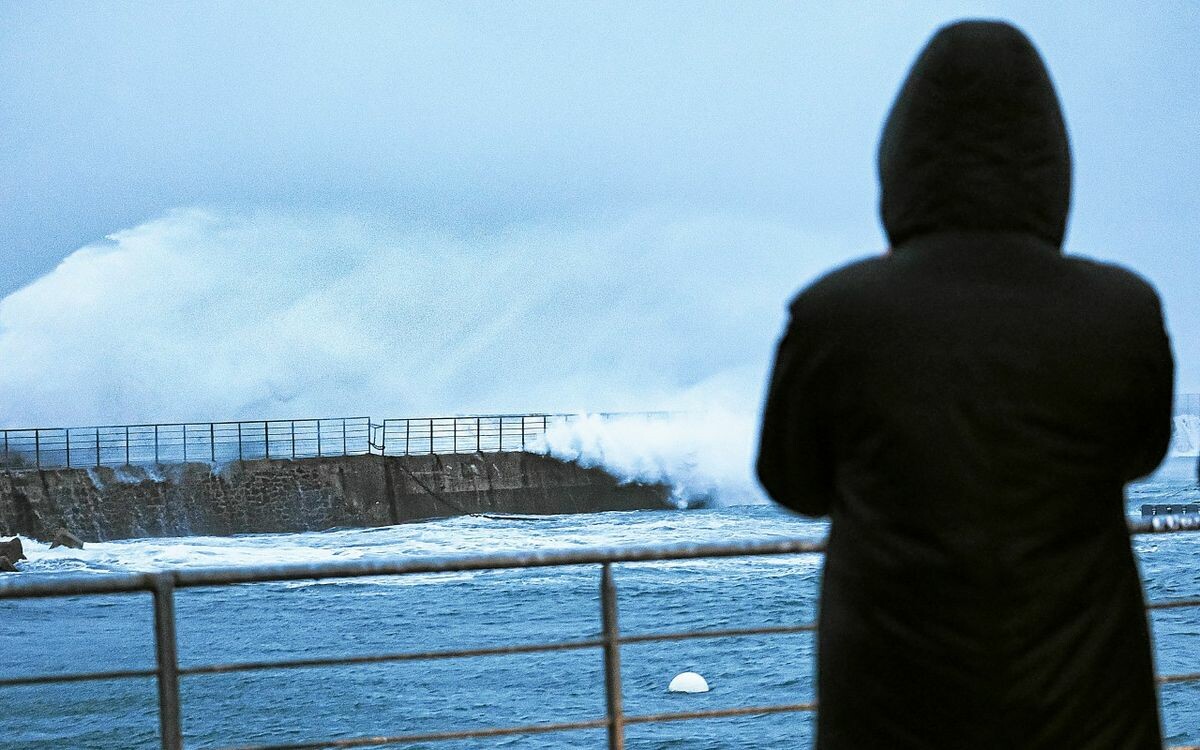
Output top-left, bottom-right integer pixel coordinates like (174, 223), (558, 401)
(2, 457), (1198, 749)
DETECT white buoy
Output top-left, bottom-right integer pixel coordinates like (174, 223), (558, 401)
(668, 671), (710, 693)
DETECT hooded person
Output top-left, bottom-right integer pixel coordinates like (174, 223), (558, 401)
(757, 20), (1172, 750)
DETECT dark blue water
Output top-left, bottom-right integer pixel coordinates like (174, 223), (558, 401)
(2, 457), (1197, 749)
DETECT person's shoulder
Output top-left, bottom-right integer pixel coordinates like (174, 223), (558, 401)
(787, 254), (890, 316)
(1062, 254), (1163, 310)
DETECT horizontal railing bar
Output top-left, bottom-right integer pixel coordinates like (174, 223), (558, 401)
(170, 538), (827, 587)
(380, 411), (675, 423)
(1158, 672), (1200, 685)
(621, 622), (817, 644)
(0, 667), (157, 688)
(179, 637), (606, 676)
(0, 538), (829, 598)
(1147, 598), (1200, 610)
(171, 624), (820, 678)
(0, 571), (157, 598)
(624, 702), (817, 724)
(218, 717), (611, 750)
(1, 417), (371, 432)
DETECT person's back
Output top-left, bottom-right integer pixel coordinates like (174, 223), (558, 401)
(757, 20), (1173, 749)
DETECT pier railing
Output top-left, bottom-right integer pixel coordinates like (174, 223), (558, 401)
(1, 516), (1199, 750)
(0, 418), (373, 469)
(374, 411), (673, 456)
(1, 392), (1198, 469)
(0, 412), (676, 469)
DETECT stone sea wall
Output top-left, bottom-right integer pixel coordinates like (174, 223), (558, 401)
(0, 452), (672, 542)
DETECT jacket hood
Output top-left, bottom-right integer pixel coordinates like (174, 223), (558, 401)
(878, 20), (1072, 248)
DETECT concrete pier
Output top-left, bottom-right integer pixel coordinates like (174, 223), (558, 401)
(0, 452), (672, 542)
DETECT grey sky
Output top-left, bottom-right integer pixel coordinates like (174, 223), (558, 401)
(1, 1), (1197, 401)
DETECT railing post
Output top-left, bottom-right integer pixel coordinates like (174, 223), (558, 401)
(182, 425), (188, 463)
(429, 418), (434, 455)
(95, 427), (101, 468)
(66, 429), (71, 468)
(317, 420), (323, 458)
(453, 419), (458, 454)
(210, 423), (215, 464)
(237, 422), (243, 462)
(291, 421), (296, 459)
(35, 429), (40, 469)
(600, 563), (625, 750)
(498, 417), (503, 452)
(151, 575), (184, 750)
(264, 421), (270, 460)
(476, 417), (481, 453)
(521, 416), (526, 451)
(125, 426), (130, 466)
(404, 419), (410, 456)
(154, 425), (159, 465)
(342, 418), (347, 456)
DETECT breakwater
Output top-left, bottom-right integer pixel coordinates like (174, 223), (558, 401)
(0, 452), (672, 542)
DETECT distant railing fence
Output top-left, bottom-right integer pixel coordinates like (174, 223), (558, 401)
(1179, 393), (1200, 418)
(0, 399), (1192, 470)
(0, 418), (371, 469)
(374, 412), (673, 456)
(376, 414), (555, 456)
(0, 412), (675, 470)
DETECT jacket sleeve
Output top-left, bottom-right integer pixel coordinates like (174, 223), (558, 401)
(1119, 293), (1174, 482)
(756, 306), (836, 517)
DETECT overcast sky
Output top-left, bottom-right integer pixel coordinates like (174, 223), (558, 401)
(0, 1), (1196, 426)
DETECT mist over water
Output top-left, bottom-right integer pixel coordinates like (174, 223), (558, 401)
(0, 209), (860, 427)
(0, 208), (865, 500)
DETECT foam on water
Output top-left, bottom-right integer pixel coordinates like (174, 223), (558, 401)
(11, 507), (829, 577)
(533, 410), (768, 507)
(11, 458), (1196, 578)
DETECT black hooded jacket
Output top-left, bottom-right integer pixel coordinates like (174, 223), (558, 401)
(758, 21), (1173, 749)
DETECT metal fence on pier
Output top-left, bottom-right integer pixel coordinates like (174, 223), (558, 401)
(374, 412), (673, 456)
(0, 399), (1194, 469)
(0, 418), (371, 469)
(0, 412), (677, 469)
(1, 516), (1198, 750)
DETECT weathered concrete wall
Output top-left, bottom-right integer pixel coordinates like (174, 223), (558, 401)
(0, 452), (671, 542)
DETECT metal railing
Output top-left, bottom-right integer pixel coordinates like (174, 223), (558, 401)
(374, 411), (673, 456)
(3, 401), (1195, 469)
(1, 515), (1198, 750)
(0, 412), (676, 469)
(0, 418), (372, 469)
(376, 414), (557, 456)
